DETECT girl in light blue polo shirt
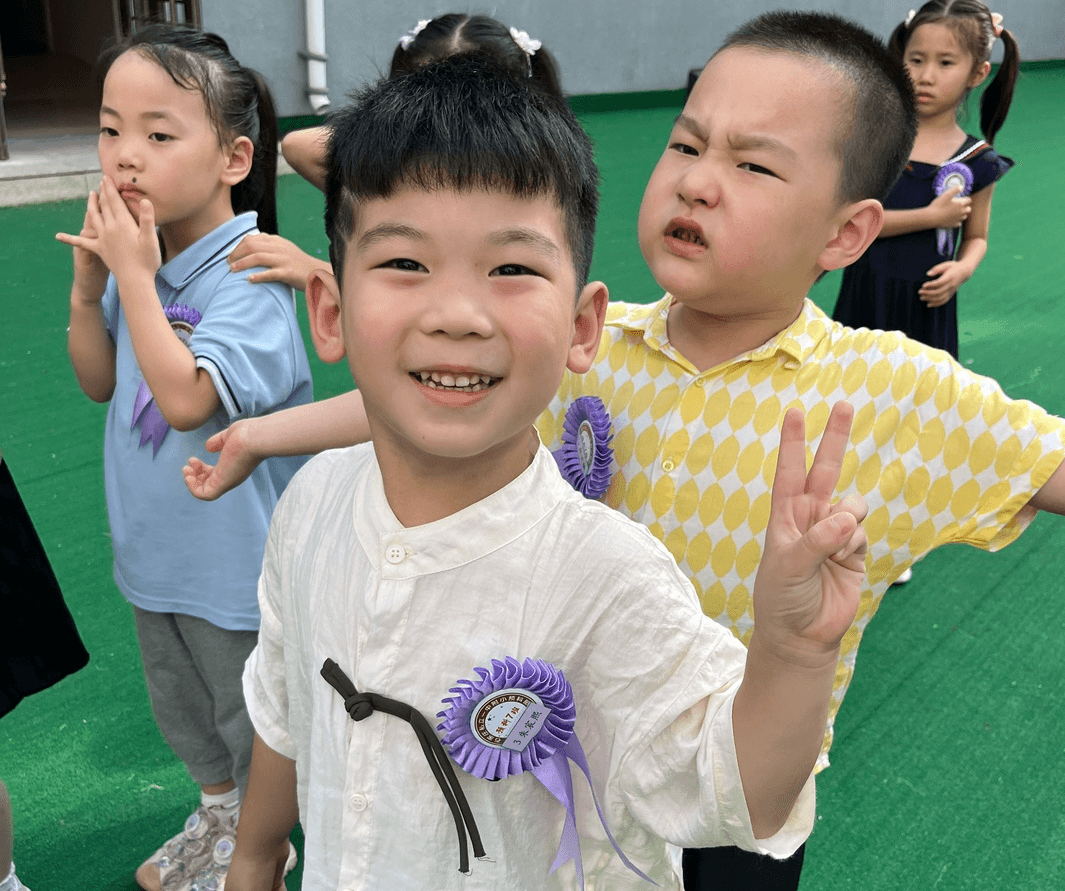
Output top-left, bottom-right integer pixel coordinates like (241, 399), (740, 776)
(59, 23), (311, 891)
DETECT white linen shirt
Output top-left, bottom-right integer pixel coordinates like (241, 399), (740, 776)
(244, 443), (814, 891)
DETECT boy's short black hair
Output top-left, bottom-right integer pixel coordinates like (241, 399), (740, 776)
(717, 11), (917, 204)
(324, 54), (598, 291)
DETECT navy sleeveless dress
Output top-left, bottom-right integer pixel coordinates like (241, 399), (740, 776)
(832, 136), (1012, 358)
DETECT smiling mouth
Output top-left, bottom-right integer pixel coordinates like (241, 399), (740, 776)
(412, 371), (500, 392)
(669, 225), (705, 246)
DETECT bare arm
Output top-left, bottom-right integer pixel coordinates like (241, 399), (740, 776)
(733, 403), (867, 838)
(227, 734), (298, 891)
(228, 232), (332, 291)
(879, 184), (972, 238)
(281, 126), (330, 192)
(58, 178), (221, 430)
(1027, 460), (1065, 515)
(184, 389), (369, 500)
(65, 196), (117, 402)
(918, 184), (995, 307)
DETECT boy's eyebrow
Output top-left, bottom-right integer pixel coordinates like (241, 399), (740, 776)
(487, 227), (562, 261)
(355, 223), (427, 251)
(675, 114), (797, 162)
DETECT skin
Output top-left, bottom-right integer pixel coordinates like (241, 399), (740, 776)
(881, 21), (995, 306)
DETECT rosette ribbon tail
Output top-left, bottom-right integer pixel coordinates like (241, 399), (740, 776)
(532, 735), (656, 888)
(131, 380), (170, 455)
(320, 659), (488, 875)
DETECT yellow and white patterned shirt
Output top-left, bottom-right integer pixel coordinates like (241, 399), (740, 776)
(538, 295), (1065, 767)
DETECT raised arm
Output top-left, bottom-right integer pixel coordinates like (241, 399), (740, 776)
(733, 402), (867, 839)
(184, 389), (369, 500)
(58, 178), (221, 430)
(66, 195), (117, 402)
(226, 734), (299, 891)
(281, 126), (330, 192)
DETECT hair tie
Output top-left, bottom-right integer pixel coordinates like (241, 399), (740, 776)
(905, 8), (916, 26)
(398, 18), (431, 50)
(990, 12), (1004, 37)
(509, 27), (542, 57)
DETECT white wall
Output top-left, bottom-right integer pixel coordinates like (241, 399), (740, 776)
(202, 0), (1065, 118)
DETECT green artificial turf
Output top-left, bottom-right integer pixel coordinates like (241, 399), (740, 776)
(1, 66), (1063, 890)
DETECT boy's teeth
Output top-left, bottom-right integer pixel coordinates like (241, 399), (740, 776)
(415, 371), (496, 391)
(672, 227), (704, 245)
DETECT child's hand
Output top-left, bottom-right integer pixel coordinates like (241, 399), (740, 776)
(919, 260), (968, 306)
(57, 177), (161, 284)
(228, 233), (330, 291)
(183, 420), (262, 500)
(753, 402), (867, 663)
(927, 184), (972, 229)
(65, 200), (111, 304)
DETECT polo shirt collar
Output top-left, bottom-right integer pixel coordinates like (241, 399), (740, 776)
(354, 440), (571, 578)
(609, 293), (831, 371)
(156, 212), (259, 292)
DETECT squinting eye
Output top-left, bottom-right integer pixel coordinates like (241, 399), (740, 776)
(738, 162), (777, 177)
(669, 142), (699, 157)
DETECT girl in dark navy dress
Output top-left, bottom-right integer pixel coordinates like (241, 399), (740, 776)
(833, 1), (1017, 358)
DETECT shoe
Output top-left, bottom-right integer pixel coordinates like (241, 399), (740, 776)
(135, 803), (239, 891)
(4, 861), (31, 891)
(187, 840), (298, 891)
(892, 566), (913, 585)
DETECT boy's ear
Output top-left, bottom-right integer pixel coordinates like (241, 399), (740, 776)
(221, 135), (255, 186)
(567, 281), (609, 374)
(306, 268), (346, 363)
(818, 199), (884, 272)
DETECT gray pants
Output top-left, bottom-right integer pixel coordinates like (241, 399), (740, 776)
(133, 606), (257, 796)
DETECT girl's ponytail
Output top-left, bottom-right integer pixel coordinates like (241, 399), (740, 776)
(234, 68), (279, 235)
(979, 27), (1019, 144)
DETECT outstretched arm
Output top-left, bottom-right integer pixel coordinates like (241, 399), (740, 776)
(184, 389), (369, 500)
(733, 402), (867, 839)
(227, 734), (298, 891)
(228, 233), (332, 291)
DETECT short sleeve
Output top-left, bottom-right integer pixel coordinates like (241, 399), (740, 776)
(242, 502), (297, 760)
(968, 146), (1013, 193)
(189, 274), (307, 421)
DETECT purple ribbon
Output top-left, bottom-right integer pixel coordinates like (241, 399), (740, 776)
(130, 304), (201, 456)
(438, 656), (655, 888)
(933, 161), (974, 256)
(552, 396), (614, 499)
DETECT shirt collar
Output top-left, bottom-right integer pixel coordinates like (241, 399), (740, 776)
(608, 293), (831, 372)
(156, 212), (259, 292)
(353, 440), (572, 578)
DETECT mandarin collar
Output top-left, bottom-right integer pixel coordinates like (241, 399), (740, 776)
(353, 440), (571, 578)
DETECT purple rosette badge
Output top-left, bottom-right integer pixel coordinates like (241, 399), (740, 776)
(552, 396), (614, 499)
(131, 304), (201, 455)
(438, 657), (654, 889)
(933, 161), (974, 256)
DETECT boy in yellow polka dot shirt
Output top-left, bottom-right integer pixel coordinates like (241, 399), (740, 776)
(183, 11), (1065, 891)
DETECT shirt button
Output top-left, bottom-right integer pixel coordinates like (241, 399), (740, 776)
(385, 545), (405, 564)
(349, 792), (368, 811)
(662, 458), (675, 472)
(694, 377), (706, 387)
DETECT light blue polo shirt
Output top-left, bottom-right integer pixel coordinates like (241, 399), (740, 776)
(101, 212), (313, 630)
